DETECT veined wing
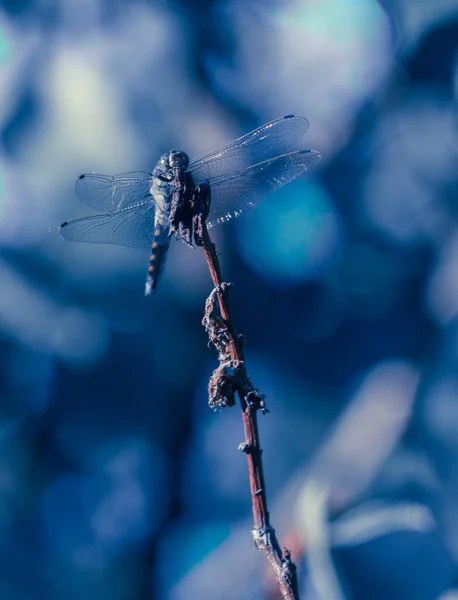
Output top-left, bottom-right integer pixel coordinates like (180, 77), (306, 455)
(206, 149), (322, 229)
(76, 171), (152, 213)
(189, 115), (309, 184)
(59, 201), (155, 248)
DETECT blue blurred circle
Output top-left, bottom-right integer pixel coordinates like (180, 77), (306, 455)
(236, 179), (342, 288)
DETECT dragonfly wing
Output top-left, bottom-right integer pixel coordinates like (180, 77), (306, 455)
(206, 149), (322, 229)
(59, 202), (155, 248)
(188, 115), (309, 184)
(75, 171), (153, 212)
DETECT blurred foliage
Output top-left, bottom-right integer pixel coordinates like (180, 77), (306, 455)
(1, 0), (458, 599)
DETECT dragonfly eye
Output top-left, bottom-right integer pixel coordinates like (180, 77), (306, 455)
(169, 150), (189, 169)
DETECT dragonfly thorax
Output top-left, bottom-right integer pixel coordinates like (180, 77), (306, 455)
(150, 153), (174, 210)
(150, 150), (191, 210)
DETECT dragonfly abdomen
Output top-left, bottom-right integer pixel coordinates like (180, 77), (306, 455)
(145, 230), (170, 295)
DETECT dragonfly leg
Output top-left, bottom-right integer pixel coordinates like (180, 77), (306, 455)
(192, 182), (211, 247)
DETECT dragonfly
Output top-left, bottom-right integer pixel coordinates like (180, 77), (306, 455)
(60, 114), (321, 295)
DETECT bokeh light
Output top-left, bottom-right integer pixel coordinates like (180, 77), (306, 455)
(236, 179), (341, 287)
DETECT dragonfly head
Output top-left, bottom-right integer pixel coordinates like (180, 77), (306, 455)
(169, 150), (189, 169)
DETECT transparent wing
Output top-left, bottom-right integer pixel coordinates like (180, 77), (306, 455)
(206, 149), (322, 229)
(59, 202), (155, 248)
(75, 171), (153, 213)
(188, 115), (309, 184)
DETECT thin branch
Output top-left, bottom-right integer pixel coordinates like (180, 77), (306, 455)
(199, 223), (300, 600)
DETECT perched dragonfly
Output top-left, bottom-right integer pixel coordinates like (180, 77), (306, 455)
(60, 114), (321, 294)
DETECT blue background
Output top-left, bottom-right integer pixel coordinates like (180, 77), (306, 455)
(1, 1), (458, 598)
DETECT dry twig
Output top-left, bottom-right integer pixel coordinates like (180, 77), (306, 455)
(198, 214), (300, 600)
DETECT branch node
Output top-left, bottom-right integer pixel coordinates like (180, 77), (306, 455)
(252, 527), (299, 598)
(219, 281), (233, 293)
(282, 547), (293, 564)
(238, 441), (253, 453)
(252, 524), (276, 551)
(259, 396), (270, 415)
(280, 547), (298, 590)
(245, 389), (269, 414)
